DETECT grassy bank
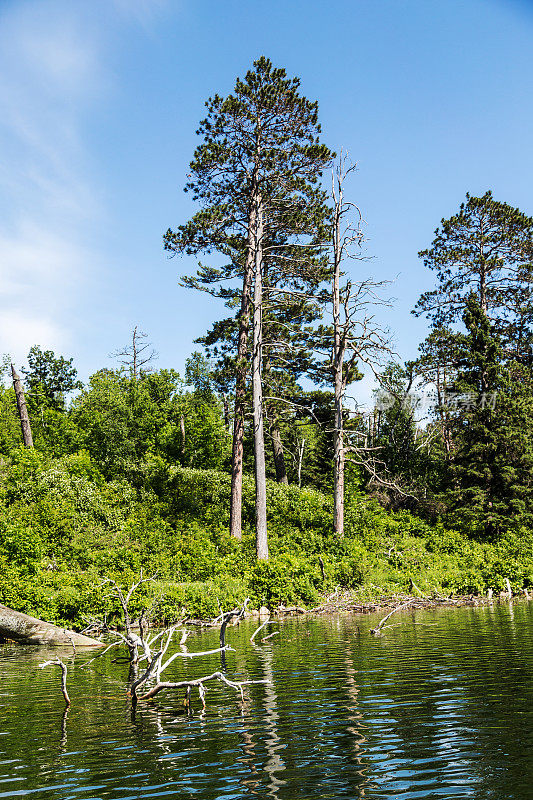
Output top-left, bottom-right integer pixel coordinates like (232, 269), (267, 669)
(1, 447), (532, 628)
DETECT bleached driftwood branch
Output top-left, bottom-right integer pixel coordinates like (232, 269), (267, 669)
(39, 657), (71, 706)
(250, 617), (271, 643)
(370, 601), (413, 635)
(134, 670), (270, 708)
(218, 599), (250, 648)
(261, 631), (279, 642)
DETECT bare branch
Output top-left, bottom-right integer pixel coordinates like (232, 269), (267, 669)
(136, 671), (270, 707)
(39, 658), (70, 706)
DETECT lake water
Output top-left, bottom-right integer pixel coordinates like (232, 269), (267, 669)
(1, 601), (533, 799)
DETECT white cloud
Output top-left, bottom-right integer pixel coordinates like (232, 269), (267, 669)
(0, 1), (101, 366)
(0, 222), (83, 297)
(0, 0), (175, 369)
(0, 309), (66, 362)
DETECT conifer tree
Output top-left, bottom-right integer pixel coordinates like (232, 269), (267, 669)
(414, 191), (533, 360)
(444, 298), (503, 533)
(164, 57), (332, 557)
(438, 298), (533, 535)
(415, 326), (460, 459)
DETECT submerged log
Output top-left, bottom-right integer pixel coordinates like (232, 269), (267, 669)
(0, 604), (102, 647)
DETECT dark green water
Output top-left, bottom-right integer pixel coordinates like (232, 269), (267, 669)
(1, 601), (533, 799)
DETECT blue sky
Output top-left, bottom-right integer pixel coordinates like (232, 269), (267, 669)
(1, 0), (532, 404)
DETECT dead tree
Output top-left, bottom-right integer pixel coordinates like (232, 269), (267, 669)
(268, 410), (289, 485)
(263, 353), (288, 485)
(130, 603), (253, 708)
(179, 414), (186, 459)
(98, 574), (158, 664)
(87, 575), (233, 676)
(222, 393), (230, 431)
(11, 364), (33, 447)
(216, 599), (250, 649)
(133, 669), (269, 709)
(370, 601), (413, 635)
(112, 326), (157, 379)
(321, 155), (392, 536)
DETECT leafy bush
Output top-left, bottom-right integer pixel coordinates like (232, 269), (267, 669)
(1, 455), (531, 626)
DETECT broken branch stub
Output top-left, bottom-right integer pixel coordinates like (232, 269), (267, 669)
(261, 631), (279, 642)
(370, 601), (413, 635)
(219, 599), (250, 649)
(39, 657), (71, 706)
(250, 617), (271, 644)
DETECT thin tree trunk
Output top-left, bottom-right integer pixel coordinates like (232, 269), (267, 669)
(297, 438), (306, 488)
(179, 414), (186, 459)
(333, 366), (345, 537)
(229, 183), (257, 540)
(11, 364), (33, 447)
(332, 184), (344, 537)
(261, 265), (288, 488)
(253, 198), (268, 560)
(132, 326), (138, 380)
(269, 412), (289, 485)
(262, 347), (288, 485)
(222, 393), (230, 431)
(478, 217), (487, 314)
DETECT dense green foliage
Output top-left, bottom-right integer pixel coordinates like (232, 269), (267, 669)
(3, 192), (533, 626)
(370, 192), (533, 529)
(3, 62), (533, 628)
(1, 444), (532, 627)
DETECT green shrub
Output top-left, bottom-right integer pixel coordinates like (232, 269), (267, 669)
(1, 455), (532, 625)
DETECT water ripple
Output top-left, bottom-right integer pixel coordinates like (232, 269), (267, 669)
(1, 602), (533, 798)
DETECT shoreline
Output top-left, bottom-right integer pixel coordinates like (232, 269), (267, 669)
(186, 589), (531, 628)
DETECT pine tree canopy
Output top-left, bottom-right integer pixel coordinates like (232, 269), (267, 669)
(414, 191), (533, 362)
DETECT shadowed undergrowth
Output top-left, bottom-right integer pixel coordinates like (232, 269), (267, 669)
(1, 448), (532, 627)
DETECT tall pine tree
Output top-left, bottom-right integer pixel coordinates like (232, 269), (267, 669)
(164, 57), (332, 557)
(414, 191), (533, 362)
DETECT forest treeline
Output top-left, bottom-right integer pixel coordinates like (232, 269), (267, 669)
(2, 57), (533, 623)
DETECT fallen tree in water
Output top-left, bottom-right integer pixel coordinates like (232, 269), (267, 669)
(0, 604), (101, 647)
(370, 600), (413, 635)
(133, 670), (269, 708)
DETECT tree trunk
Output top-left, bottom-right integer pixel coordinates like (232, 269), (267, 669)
(179, 414), (186, 459)
(222, 393), (230, 431)
(11, 364), (33, 447)
(297, 438), (306, 488)
(0, 603), (101, 647)
(269, 411), (289, 485)
(333, 376), (345, 537)
(253, 198), (268, 560)
(229, 183), (257, 540)
(132, 326), (138, 380)
(263, 348), (288, 485)
(332, 189), (344, 537)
